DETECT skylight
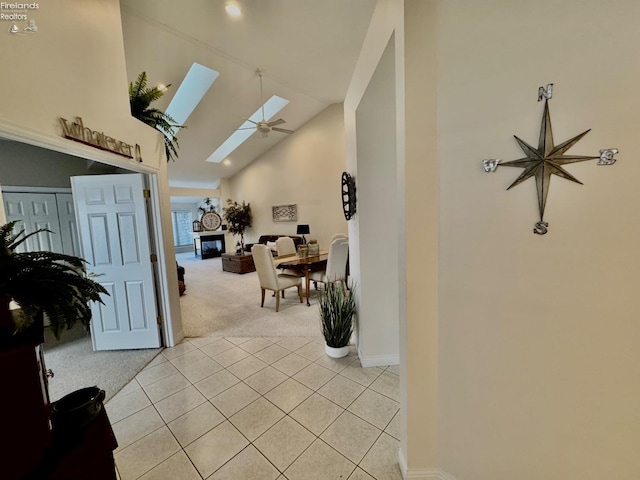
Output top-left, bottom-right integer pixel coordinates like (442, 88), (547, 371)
(165, 63), (220, 138)
(206, 95), (289, 163)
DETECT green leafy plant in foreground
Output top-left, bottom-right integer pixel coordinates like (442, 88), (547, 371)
(0, 222), (108, 340)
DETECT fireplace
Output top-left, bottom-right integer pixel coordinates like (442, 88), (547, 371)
(198, 233), (226, 259)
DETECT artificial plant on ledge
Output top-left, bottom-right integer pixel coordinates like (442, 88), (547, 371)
(129, 71), (185, 162)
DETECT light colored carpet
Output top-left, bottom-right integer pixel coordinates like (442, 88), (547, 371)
(178, 252), (324, 339)
(42, 324), (161, 402)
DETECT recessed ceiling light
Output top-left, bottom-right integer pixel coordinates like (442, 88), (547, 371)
(223, 159), (231, 166)
(225, 4), (241, 17)
(156, 83), (168, 92)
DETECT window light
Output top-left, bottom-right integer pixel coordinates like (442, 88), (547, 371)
(165, 63), (220, 138)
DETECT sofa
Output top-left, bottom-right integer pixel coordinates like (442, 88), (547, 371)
(244, 235), (303, 254)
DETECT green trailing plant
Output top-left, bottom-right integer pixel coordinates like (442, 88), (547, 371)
(223, 199), (252, 249)
(319, 282), (356, 348)
(129, 71), (184, 162)
(0, 222), (109, 341)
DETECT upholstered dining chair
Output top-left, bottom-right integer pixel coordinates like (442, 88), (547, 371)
(276, 236), (297, 256)
(310, 238), (349, 290)
(330, 233), (347, 244)
(251, 244), (303, 312)
(276, 236), (303, 277)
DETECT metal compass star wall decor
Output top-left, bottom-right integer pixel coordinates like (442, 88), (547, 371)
(482, 84), (619, 235)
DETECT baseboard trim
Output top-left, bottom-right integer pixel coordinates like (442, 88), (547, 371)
(358, 350), (399, 367)
(398, 448), (457, 480)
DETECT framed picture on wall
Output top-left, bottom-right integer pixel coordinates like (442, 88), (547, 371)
(272, 204), (297, 222)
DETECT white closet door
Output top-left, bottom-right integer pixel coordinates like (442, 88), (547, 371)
(3, 192), (63, 253)
(3, 193), (30, 252)
(55, 193), (81, 257)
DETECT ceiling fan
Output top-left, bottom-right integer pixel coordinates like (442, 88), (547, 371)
(237, 69), (294, 138)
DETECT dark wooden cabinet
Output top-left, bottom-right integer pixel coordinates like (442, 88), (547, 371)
(1, 342), (52, 480)
(222, 253), (256, 274)
(1, 337), (118, 479)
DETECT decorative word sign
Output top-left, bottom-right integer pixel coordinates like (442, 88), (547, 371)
(483, 84), (618, 235)
(59, 117), (142, 162)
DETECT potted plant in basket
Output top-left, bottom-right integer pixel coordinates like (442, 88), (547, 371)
(319, 282), (356, 358)
(223, 199), (252, 253)
(0, 221), (108, 344)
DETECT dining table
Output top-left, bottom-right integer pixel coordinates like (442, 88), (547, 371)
(275, 251), (328, 306)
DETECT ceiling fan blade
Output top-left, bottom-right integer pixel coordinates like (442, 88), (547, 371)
(272, 127), (294, 134)
(268, 118), (286, 127)
(237, 126), (257, 131)
(241, 118), (259, 125)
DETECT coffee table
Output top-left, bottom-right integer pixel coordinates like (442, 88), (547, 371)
(221, 253), (256, 274)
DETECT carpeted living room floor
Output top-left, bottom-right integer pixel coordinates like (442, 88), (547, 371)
(177, 252), (324, 339)
(43, 251), (325, 402)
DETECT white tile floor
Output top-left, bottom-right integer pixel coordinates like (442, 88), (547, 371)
(106, 336), (402, 480)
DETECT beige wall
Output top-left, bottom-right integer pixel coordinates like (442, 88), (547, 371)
(436, 0), (640, 478)
(404, 0), (439, 475)
(355, 35), (400, 366)
(0, 0), (183, 345)
(228, 103), (348, 250)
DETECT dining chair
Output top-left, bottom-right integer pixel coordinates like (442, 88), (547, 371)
(276, 236), (297, 256)
(310, 238), (349, 290)
(251, 244), (303, 312)
(330, 233), (347, 244)
(276, 236), (303, 277)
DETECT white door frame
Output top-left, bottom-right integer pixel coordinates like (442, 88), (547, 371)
(0, 120), (179, 347)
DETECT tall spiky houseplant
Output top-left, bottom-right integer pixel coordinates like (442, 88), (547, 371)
(0, 222), (108, 345)
(318, 282), (356, 357)
(129, 71), (184, 162)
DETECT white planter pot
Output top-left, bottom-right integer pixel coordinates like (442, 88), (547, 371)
(325, 344), (349, 358)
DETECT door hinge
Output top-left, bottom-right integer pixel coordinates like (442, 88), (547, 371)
(150, 253), (157, 263)
(143, 189), (151, 198)
(156, 315), (163, 325)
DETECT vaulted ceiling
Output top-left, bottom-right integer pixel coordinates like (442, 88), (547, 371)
(119, 0), (376, 192)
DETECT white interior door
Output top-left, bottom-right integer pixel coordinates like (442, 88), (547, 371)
(55, 193), (81, 257)
(3, 192), (63, 253)
(71, 174), (161, 351)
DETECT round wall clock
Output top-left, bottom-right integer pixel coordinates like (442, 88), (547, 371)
(341, 171), (357, 221)
(201, 211), (222, 231)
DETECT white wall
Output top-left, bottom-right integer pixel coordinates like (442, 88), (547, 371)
(228, 104), (348, 250)
(436, 0), (640, 478)
(0, 0), (183, 346)
(355, 35), (400, 366)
